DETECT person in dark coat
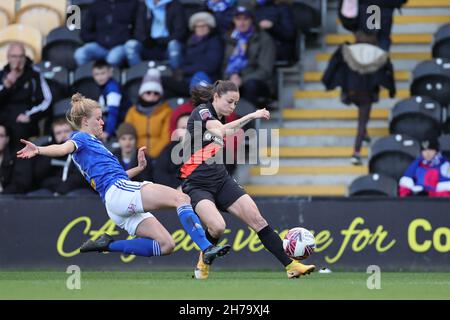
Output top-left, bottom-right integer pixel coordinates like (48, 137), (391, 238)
(223, 6), (276, 107)
(74, 0), (140, 66)
(114, 122), (153, 182)
(205, 0), (237, 35)
(0, 43), (52, 149)
(358, 0), (408, 51)
(321, 31), (396, 165)
(254, 0), (296, 62)
(0, 122), (33, 195)
(161, 11), (224, 98)
(125, 0), (187, 69)
(28, 118), (93, 196)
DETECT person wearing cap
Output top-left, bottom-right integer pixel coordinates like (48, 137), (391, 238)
(223, 6), (276, 107)
(162, 11), (224, 98)
(124, 68), (172, 159)
(399, 136), (450, 197)
(114, 122), (153, 182)
(254, 0), (296, 61)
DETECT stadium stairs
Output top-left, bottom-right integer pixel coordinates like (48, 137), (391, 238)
(238, 0), (450, 197)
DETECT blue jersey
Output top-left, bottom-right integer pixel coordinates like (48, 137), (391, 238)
(70, 131), (129, 201)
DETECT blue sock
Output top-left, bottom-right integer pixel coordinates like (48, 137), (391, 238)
(177, 204), (212, 252)
(108, 238), (161, 257)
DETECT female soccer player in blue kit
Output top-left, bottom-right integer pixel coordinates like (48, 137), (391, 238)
(17, 93), (230, 264)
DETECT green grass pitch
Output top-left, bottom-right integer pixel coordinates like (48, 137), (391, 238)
(0, 270), (449, 300)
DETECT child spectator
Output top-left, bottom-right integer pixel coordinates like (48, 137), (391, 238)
(28, 118), (93, 196)
(399, 136), (450, 197)
(114, 122), (153, 182)
(124, 68), (172, 160)
(92, 59), (131, 141)
(0, 122), (33, 195)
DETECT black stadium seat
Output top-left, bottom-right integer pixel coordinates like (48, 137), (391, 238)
(438, 134), (450, 159)
(369, 134), (420, 181)
(292, 0), (321, 36)
(123, 61), (172, 105)
(72, 61), (121, 100)
(410, 59), (450, 107)
(348, 173), (398, 197)
(179, 0), (204, 22)
(432, 24), (450, 60)
(53, 98), (71, 119)
(389, 96), (442, 142)
(35, 61), (69, 104)
(42, 26), (83, 71)
(166, 97), (188, 110)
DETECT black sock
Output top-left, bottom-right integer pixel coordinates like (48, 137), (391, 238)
(257, 225), (292, 267)
(205, 229), (219, 246)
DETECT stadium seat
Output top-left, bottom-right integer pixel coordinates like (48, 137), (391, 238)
(438, 134), (450, 159)
(389, 96), (442, 142)
(42, 26), (83, 71)
(53, 98), (71, 119)
(410, 59), (450, 106)
(179, 0), (204, 22)
(72, 61), (121, 100)
(348, 173), (398, 197)
(166, 97), (188, 110)
(35, 61), (69, 104)
(369, 134), (420, 181)
(123, 61), (172, 105)
(0, 0), (15, 29)
(441, 105), (450, 134)
(432, 24), (450, 60)
(32, 134), (52, 146)
(292, 0), (322, 36)
(0, 24), (43, 67)
(16, 0), (66, 36)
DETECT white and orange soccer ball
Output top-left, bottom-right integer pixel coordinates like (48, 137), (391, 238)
(282, 227), (316, 260)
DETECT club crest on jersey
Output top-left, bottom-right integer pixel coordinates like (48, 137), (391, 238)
(199, 108), (212, 121)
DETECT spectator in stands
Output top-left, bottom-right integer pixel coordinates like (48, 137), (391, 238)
(74, 0), (140, 67)
(206, 0), (237, 35)
(125, 0), (187, 69)
(114, 123), (153, 182)
(92, 59), (131, 141)
(358, 0), (407, 51)
(0, 43), (52, 149)
(124, 68), (172, 160)
(153, 113), (188, 189)
(223, 6), (276, 107)
(399, 136), (450, 197)
(0, 122), (33, 195)
(253, 0), (296, 62)
(28, 118), (93, 196)
(321, 31), (396, 165)
(162, 11), (224, 98)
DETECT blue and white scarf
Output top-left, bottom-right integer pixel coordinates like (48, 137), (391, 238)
(225, 27), (253, 75)
(207, 0), (236, 12)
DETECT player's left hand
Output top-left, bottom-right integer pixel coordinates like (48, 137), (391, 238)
(137, 146), (147, 169)
(253, 108), (271, 120)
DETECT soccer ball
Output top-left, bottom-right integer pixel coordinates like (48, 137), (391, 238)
(283, 227), (316, 260)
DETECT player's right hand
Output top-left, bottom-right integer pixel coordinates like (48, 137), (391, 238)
(16, 139), (39, 159)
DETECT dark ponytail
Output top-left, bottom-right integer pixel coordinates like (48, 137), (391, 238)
(191, 80), (239, 106)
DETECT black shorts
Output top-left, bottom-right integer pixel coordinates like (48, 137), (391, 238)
(181, 175), (247, 211)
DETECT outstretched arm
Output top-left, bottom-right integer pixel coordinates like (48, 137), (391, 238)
(17, 139), (75, 159)
(206, 108), (270, 137)
(126, 147), (147, 179)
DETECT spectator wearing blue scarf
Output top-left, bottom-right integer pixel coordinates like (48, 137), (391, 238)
(223, 6), (276, 107)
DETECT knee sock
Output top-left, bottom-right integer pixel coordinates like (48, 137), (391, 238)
(177, 204), (211, 252)
(205, 229), (219, 245)
(257, 225), (292, 267)
(108, 238), (161, 257)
